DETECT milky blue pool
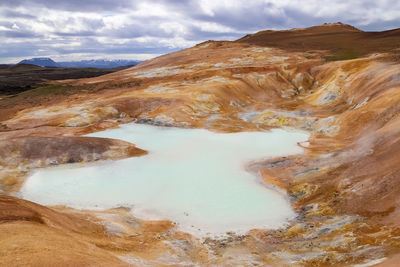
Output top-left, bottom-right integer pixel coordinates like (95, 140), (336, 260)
(21, 123), (309, 236)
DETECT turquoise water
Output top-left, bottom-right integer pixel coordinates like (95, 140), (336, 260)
(20, 123), (309, 236)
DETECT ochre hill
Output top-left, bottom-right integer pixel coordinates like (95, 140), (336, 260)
(237, 22), (400, 60)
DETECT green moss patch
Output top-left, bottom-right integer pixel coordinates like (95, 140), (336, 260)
(325, 49), (359, 62)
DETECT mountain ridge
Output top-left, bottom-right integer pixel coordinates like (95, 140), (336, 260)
(19, 58), (57, 67)
(236, 22), (400, 60)
(18, 58), (142, 69)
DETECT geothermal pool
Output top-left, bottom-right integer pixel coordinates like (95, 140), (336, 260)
(20, 123), (309, 236)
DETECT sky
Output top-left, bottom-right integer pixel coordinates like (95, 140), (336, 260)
(0, 0), (399, 63)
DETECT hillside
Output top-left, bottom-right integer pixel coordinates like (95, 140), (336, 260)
(0, 24), (399, 266)
(237, 22), (400, 60)
(0, 64), (133, 95)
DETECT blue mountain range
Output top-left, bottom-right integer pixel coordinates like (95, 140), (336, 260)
(18, 57), (141, 68)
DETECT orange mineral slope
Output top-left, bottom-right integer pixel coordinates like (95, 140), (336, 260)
(0, 23), (399, 266)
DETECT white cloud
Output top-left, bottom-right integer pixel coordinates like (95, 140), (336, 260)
(159, 36), (197, 48)
(196, 22), (236, 33)
(0, 25), (10, 31)
(160, 22), (188, 35)
(199, 0), (250, 16)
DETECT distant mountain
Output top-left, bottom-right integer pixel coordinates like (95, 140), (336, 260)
(18, 58), (57, 67)
(17, 58), (142, 69)
(57, 59), (141, 68)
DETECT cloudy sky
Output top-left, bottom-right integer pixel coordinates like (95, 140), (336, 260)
(0, 0), (399, 63)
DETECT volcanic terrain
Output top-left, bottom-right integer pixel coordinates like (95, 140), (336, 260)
(0, 23), (399, 266)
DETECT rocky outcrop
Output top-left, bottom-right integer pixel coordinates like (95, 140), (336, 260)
(0, 136), (146, 193)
